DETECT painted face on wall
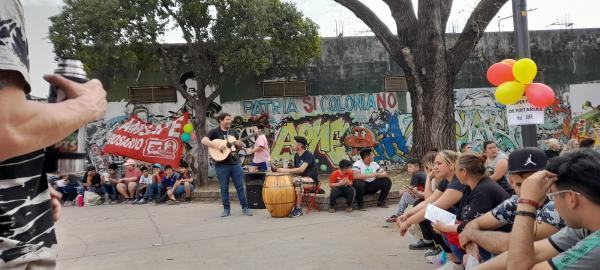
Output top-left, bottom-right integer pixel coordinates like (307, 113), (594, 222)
(345, 126), (376, 154)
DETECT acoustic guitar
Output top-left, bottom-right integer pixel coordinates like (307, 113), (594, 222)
(208, 134), (254, 161)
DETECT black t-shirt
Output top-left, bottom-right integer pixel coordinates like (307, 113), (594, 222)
(459, 176), (510, 223)
(436, 175), (466, 214)
(409, 171), (427, 191)
(294, 151), (319, 183)
(81, 173), (102, 187)
(207, 127), (240, 165)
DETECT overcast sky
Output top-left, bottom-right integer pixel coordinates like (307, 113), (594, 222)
(21, 0), (600, 97)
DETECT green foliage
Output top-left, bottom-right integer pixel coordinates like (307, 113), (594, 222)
(48, 0), (321, 90)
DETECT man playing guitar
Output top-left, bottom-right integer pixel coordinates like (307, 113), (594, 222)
(201, 112), (253, 217)
(271, 136), (319, 218)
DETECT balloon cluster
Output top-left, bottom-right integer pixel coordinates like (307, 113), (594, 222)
(486, 58), (555, 108)
(181, 123), (193, 143)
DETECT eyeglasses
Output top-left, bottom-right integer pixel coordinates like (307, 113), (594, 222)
(546, 190), (581, 201)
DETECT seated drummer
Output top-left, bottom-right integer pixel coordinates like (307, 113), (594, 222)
(272, 136), (319, 218)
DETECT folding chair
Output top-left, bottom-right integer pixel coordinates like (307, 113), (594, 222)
(301, 181), (321, 214)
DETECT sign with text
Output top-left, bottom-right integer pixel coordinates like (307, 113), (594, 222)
(506, 97), (544, 126)
(103, 113), (188, 167)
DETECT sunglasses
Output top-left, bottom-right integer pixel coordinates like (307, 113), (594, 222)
(546, 190), (581, 201)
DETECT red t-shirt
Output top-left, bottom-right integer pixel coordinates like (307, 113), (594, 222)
(329, 170), (354, 185)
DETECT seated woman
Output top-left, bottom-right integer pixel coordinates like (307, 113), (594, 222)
(397, 150), (464, 268)
(79, 166), (105, 195)
(431, 153), (510, 265)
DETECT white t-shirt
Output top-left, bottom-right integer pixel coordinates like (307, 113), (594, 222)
(352, 159), (381, 182)
(139, 174), (152, 185)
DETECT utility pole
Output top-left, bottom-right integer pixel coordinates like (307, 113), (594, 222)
(512, 0), (538, 147)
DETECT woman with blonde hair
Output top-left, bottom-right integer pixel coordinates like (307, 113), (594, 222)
(544, 138), (561, 159)
(397, 150), (465, 268)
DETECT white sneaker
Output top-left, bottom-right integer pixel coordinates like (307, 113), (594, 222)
(435, 261), (464, 270)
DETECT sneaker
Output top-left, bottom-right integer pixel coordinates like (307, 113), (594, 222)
(357, 205), (366, 211)
(242, 208), (253, 216)
(137, 199), (147, 205)
(345, 207), (353, 213)
(386, 215), (398, 223)
(435, 261), (464, 270)
(221, 209), (231, 217)
(108, 200), (118, 205)
(409, 239), (435, 250)
(288, 208), (303, 218)
(424, 246), (442, 257)
(328, 208), (336, 213)
(167, 199), (179, 205)
(185, 197), (192, 203)
(131, 199), (139, 205)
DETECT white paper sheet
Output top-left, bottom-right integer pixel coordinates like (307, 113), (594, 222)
(424, 204), (456, 225)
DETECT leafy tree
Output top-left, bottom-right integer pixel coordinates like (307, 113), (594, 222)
(334, 0), (508, 157)
(49, 0), (320, 185)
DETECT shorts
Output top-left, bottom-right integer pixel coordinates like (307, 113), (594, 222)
(173, 183), (195, 195)
(249, 161), (268, 171)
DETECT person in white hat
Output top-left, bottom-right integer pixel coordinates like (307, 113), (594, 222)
(115, 159), (142, 203)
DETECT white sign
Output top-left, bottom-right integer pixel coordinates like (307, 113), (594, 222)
(506, 97), (545, 126)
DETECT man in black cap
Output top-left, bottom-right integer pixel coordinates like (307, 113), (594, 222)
(459, 148), (565, 258)
(272, 136), (318, 218)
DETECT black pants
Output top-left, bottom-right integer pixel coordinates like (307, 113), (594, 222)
(415, 200), (452, 252)
(353, 177), (392, 207)
(329, 186), (356, 208)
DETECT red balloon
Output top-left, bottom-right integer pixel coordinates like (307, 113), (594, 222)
(526, 83), (555, 108)
(487, 63), (515, 86)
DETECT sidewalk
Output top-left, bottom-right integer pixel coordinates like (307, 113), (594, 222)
(56, 201), (432, 270)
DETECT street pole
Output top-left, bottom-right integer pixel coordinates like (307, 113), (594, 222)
(512, 0), (538, 147)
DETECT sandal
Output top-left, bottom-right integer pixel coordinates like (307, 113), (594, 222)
(386, 215), (398, 223)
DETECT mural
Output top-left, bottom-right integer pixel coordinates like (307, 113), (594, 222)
(90, 85), (580, 175)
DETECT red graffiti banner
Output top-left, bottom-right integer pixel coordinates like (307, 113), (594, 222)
(103, 113), (188, 167)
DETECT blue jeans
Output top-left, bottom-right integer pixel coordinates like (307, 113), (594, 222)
(145, 183), (164, 200)
(103, 183), (118, 200)
(395, 192), (417, 215)
(215, 164), (248, 210)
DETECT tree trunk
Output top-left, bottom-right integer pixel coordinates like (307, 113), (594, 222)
(408, 73), (456, 159)
(193, 105), (210, 187)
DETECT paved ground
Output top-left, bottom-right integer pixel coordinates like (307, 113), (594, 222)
(56, 202), (433, 270)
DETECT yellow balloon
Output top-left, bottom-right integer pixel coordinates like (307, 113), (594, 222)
(495, 81), (526, 105)
(512, 58), (537, 84)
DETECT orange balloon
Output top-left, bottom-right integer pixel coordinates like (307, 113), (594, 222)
(486, 63), (515, 86)
(501, 59), (516, 66)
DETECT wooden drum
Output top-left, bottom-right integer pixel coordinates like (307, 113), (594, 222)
(262, 173), (296, 217)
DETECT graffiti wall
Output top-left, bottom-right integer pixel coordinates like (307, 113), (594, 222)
(92, 86), (580, 176)
(569, 83), (600, 145)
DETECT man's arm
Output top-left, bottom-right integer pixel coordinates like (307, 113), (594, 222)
(507, 171), (558, 270)
(352, 169), (376, 180)
(475, 239), (559, 270)
(278, 162), (308, 175)
(0, 73), (106, 161)
(489, 159), (508, 182)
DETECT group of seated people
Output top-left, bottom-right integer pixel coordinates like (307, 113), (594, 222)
(385, 143), (600, 270)
(52, 159), (196, 206)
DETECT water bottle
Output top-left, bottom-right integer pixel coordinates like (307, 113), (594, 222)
(44, 59), (89, 174)
(76, 194), (84, 207)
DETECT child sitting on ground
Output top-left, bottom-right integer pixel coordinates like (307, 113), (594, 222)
(386, 158), (425, 222)
(328, 159), (356, 213)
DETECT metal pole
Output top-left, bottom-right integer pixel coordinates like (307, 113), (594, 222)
(512, 0), (538, 147)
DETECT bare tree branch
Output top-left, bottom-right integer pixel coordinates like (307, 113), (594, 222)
(333, 0), (410, 70)
(382, 0), (417, 46)
(448, 0), (508, 73)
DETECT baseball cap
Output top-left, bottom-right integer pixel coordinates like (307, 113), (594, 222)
(123, 159), (136, 166)
(152, 163), (162, 169)
(508, 147), (547, 173)
(294, 136), (308, 147)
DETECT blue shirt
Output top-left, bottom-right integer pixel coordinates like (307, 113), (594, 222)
(161, 173), (179, 188)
